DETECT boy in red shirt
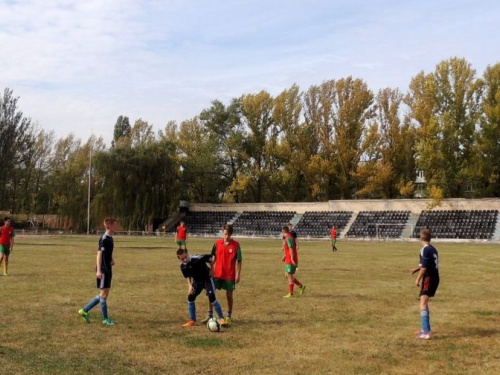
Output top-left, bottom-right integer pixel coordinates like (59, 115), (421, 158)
(0, 217), (15, 276)
(330, 225), (338, 252)
(201, 224), (242, 326)
(176, 221), (187, 250)
(282, 225), (306, 298)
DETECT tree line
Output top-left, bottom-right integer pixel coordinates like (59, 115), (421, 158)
(1, 57), (499, 231)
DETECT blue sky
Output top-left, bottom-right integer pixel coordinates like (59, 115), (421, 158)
(1, 0), (499, 144)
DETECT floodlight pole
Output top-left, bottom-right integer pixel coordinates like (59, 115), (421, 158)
(87, 138), (92, 235)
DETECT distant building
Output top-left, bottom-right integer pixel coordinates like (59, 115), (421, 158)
(415, 170), (426, 198)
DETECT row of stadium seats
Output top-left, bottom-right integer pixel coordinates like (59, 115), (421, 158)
(413, 210), (498, 239)
(169, 209), (499, 240)
(346, 211), (411, 238)
(293, 211), (353, 238)
(232, 211), (296, 236)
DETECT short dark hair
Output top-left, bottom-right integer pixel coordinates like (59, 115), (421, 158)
(420, 228), (431, 242)
(224, 223), (233, 235)
(282, 225), (289, 232)
(4, 216), (11, 222)
(176, 248), (187, 257)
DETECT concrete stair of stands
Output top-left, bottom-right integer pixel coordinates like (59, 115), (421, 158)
(342, 212), (359, 238)
(492, 218), (500, 241)
(160, 212), (186, 232)
(289, 214), (303, 227)
(228, 213), (241, 225)
(402, 213), (420, 239)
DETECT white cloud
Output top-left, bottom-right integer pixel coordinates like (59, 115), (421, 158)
(1, 0), (499, 143)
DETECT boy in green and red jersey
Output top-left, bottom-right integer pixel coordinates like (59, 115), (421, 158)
(201, 224), (242, 326)
(0, 217), (15, 276)
(282, 225), (305, 298)
(176, 221), (187, 250)
(330, 225), (338, 252)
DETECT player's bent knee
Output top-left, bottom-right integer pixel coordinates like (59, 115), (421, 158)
(188, 294), (196, 302)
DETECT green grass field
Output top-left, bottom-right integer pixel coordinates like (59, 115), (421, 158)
(1, 235), (500, 375)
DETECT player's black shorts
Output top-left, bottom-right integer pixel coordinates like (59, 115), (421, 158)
(191, 278), (216, 300)
(97, 272), (112, 289)
(420, 274), (439, 297)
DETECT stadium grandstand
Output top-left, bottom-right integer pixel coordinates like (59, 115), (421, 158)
(412, 210), (498, 240)
(177, 199), (500, 241)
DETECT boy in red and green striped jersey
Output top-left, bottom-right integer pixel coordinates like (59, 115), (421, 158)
(201, 224), (242, 326)
(175, 221), (187, 250)
(0, 217), (15, 276)
(282, 225), (305, 298)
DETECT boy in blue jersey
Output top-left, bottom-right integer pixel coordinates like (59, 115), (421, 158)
(410, 228), (439, 340)
(78, 217), (118, 327)
(177, 248), (227, 327)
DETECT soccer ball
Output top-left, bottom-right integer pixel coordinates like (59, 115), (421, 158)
(207, 318), (221, 332)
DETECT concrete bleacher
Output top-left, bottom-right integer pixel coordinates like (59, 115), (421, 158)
(346, 211), (411, 239)
(412, 210), (498, 239)
(294, 211), (353, 238)
(180, 199), (500, 241)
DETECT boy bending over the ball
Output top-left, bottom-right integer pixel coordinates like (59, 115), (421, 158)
(78, 217), (118, 327)
(177, 248), (226, 327)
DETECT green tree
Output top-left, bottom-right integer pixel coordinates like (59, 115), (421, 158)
(93, 136), (179, 230)
(177, 117), (224, 203)
(0, 88), (33, 212)
(407, 57), (483, 197)
(112, 115), (131, 147)
(477, 63), (500, 196)
(356, 88), (416, 198)
(199, 99), (245, 202)
(233, 91), (276, 202)
(304, 78), (374, 199)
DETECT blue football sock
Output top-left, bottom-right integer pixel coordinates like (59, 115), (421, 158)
(227, 311), (232, 317)
(420, 309), (430, 334)
(83, 295), (100, 312)
(212, 300), (224, 319)
(100, 297), (108, 320)
(188, 301), (196, 321)
(426, 308), (431, 331)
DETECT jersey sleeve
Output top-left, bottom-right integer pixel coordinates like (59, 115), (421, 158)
(420, 247), (431, 268)
(236, 245), (242, 261)
(211, 244), (217, 257)
(11, 230), (15, 237)
(200, 254), (213, 263)
(286, 237), (294, 249)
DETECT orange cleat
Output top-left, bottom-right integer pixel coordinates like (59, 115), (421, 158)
(182, 320), (196, 327)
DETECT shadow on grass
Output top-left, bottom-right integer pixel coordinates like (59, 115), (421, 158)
(436, 328), (500, 339)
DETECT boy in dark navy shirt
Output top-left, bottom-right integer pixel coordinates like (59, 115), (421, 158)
(79, 217), (118, 327)
(177, 248), (226, 327)
(410, 228), (440, 340)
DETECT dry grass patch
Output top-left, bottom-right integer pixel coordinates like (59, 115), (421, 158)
(0, 236), (499, 374)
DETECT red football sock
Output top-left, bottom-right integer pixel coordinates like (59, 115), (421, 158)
(293, 278), (302, 287)
(288, 283), (294, 294)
